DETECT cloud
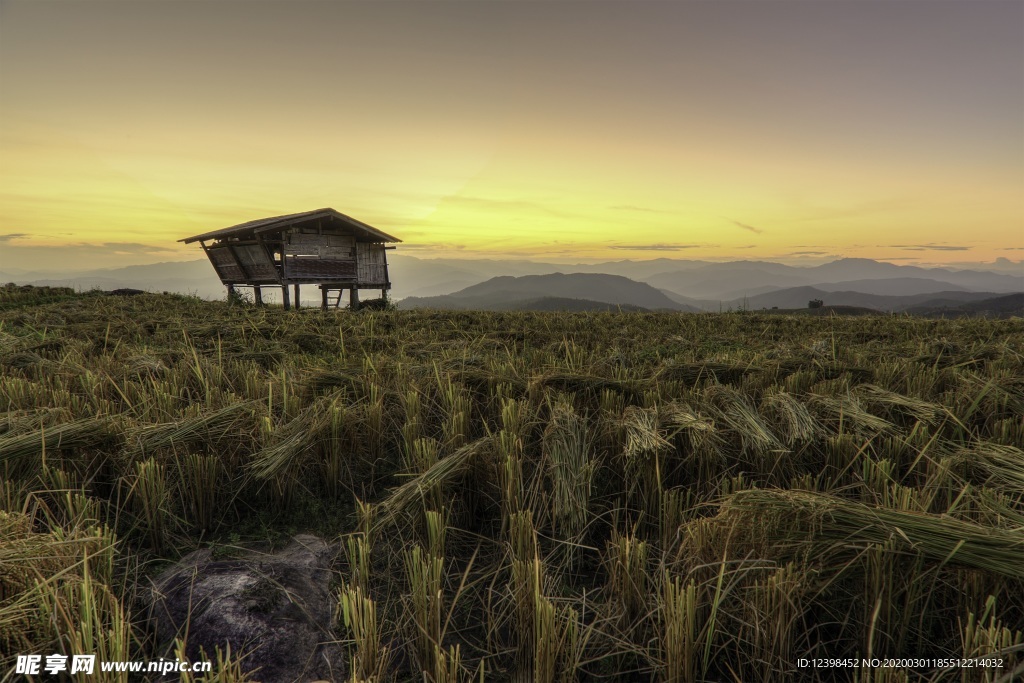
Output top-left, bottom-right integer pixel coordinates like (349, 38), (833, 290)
(792, 197), (911, 223)
(889, 244), (972, 251)
(3, 240), (175, 253)
(786, 250), (830, 256)
(609, 205), (667, 214)
(440, 195), (575, 218)
(398, 243), (467, 251)
(727, 218), (764, 234)
(0, 233), (28, 242)
(609, 243), (704, 251)
(0, 240), (189, 271)
(103, 242), (175, 252)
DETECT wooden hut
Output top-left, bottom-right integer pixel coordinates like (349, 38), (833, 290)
(180, 208), (400, 310)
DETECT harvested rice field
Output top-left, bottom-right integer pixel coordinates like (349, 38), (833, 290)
(1, 288), (1022, 682)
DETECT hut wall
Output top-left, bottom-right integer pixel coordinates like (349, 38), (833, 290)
(356, 243), (388, 286)
(233, 244), (277, 281)
(208, 247), (244, 281)
(281, 230), (358, 280)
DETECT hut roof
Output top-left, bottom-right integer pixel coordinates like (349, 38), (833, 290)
(179, 208), (401, 244)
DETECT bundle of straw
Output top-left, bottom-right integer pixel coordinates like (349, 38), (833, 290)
(530, 372), (640, 400)
(717, 489), (1024, 579)
(620, 406), (672, 460)
(945, 444), (1024, 492)
(372, 437), (489, 534)
(855, 384), (944, 425)
(249, 396), (338, 480)
(0, 419), (115, 469)
(301, 368), (360, 398)
(704, 385), (783, 453)
(656, 360), (761, 385)
(0, 407), (73, 435)
(809, 393), (893, 433)
(659, 403), (716, 438)
(128, 401), (261, 457)
(759, 391), (819, 445)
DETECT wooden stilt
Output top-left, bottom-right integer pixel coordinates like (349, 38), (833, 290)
(293, 283), (301, 309)
(226, 284), (235, 300)
(321, 286), (329, 311)
(282, 284), (290, 311)
(253, 285), (263, 306)
(350, 288), (360, 311)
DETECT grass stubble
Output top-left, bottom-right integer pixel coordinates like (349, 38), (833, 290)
(0, 288), (1022, 681)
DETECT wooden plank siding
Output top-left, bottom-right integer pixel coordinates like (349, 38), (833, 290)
(207, 244), (279, 283)
(284, 258), (357, 280)
(232, 244), (278, 281)
(281, 230), (358, 280)
(356, 243), (389, 286)
(207, 246), (246, 282)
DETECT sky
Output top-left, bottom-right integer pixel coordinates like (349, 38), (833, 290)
(1, 0), (1022, 272)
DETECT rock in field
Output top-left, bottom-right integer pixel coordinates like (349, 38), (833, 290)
(145, 535), (345, 682)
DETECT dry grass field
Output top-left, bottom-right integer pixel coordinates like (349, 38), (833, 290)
(2, 286), (1022, 682)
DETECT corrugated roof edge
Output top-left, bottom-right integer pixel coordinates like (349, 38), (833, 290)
(179, 208), (401, 244)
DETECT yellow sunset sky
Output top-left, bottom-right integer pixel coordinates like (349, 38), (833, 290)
(1, 1), (1022, 271)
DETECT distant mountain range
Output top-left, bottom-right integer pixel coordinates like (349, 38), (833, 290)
(399, 273), (699, 312)
(640, 259), (1022, 300)
(461, 297), (650, 313)
(903, 292), (1024, 318)
(396, 273), (1021, 315)
(388, 255), (1022, 300)
(2, 255), (1020, 313)
(0, 260), (228, 300)
(714, 286), (1003, 312)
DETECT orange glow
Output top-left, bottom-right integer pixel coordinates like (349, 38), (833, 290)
(1, 1), (1020, 271)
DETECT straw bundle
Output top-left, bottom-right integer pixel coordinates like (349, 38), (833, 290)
(717, 489), (1024, 579)
(0, 419), (114, 470)
(128, 401), (261, 457)
(249, 396), (338, 481)
(373, 437), (489, 534)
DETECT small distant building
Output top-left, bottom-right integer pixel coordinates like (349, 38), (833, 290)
(180, 208), (400, 310)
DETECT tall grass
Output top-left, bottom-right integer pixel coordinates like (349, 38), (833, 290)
(2, 288), (1022, 680)
(543, 399), (593, 544)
